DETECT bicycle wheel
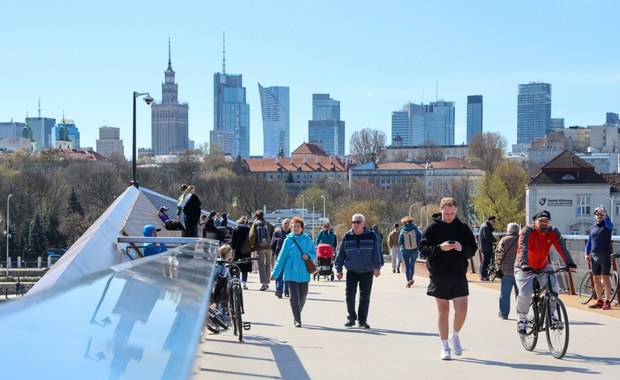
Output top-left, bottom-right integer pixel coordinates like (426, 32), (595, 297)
(577, 272), (594, 304)
(609, 270), (619, 303)
(232, 286), (244, 342)
(520, 300), (538, 351)
(546, 295), (569, 359)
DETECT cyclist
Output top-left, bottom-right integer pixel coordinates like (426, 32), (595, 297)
(585, 206), (614, 310)
(515, 210), (577, 335)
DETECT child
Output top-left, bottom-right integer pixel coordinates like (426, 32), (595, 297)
(211, 244), (233, 308)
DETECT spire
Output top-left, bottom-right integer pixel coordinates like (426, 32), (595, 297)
(222, 31), (226, 74)
(38, 98), (41, 118)
(167, 36), (172, 71)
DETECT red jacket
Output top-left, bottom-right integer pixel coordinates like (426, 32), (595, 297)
(517, 225), (575, 270)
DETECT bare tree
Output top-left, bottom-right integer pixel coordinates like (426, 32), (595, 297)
(418, 142), (445, 162)
(468, 132), (507, 173)
(349, 128), (386, 164)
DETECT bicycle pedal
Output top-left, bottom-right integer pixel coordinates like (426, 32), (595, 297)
(243, 322), (251, 330)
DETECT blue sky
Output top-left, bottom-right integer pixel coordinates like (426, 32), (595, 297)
(3, 1), (619, 156)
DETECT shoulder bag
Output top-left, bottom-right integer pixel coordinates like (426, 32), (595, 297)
(292, 237), (318, 275)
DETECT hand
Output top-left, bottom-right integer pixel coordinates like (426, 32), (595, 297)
(270, 277), (275, 281)
(373, 268), (381, 278)
(336, 272), (343, 280)
(520, 264), (532, 272)
(567, 263), (577, 271)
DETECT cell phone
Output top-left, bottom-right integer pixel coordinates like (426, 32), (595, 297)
(448, 240), (455, 244)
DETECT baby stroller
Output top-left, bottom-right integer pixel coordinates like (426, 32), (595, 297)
(313, 243), (335, 281)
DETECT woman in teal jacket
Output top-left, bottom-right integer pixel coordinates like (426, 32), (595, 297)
(271, 216), (316, 327)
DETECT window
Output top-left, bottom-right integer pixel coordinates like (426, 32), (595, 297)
(576, 195), (590, 216)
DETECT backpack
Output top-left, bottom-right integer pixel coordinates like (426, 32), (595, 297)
(402, 229), (417, 250)
(256, 224), (271, 248)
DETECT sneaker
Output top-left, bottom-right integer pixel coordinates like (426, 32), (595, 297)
(344, 319), (356, 328)
(449, 333), (462, 356)
(517, 321), (527, 336)
(358, 322), (370, 329)
(405, 280), (414, 288)
(294, 321), (302, 328)
(275, 291), (283, 299)
(498, 312), (508, 320)
(260, 284), (269, 291)
(242, 282), (248, 290)
(392, 269), (396, 273)
(589, 300), (604, 309)
(397, 269), (400, 273)
(602, 300), (612, 310)
(440, 347), (451, 360)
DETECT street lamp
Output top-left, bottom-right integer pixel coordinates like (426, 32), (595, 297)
(409, 202), (420, 219)
(301, 194), (305, 220)
(310, 197), (315, 239)
(5, 194), (12, 276)
(321, 195), (326, 222)
(131, 91), (154, 188)
(608, 196), (616, 222)
(28, 220), (34, 257)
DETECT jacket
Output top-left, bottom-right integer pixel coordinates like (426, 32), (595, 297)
(586, 216), (613, 259)
(418, 214), (477, 276)
(495, 233), (519, 276)
(398, 222), (423, 254)
(478, 221), (496, 255)
(271, 232), (316, 283)
(335, 227), (382, 273)
(517, 224), (575, 270)
(315, 229), (337, 249)
(249, 219), (275, 251)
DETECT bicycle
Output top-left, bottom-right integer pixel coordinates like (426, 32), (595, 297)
(211, 257), (256, 342)
(577, 253), (619, 305)
(520, 266), (570, 359)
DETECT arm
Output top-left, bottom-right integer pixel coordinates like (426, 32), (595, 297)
(605, 216), (613, 230)
(248, 224), (257, 251)
(482, 225), (496, 244)
(518, 227), (532, 267)
(552, 228), (576, 267)
(495, 238), (505, 266)
(335, 235), (346, 273)
(585, 233), (592, 255)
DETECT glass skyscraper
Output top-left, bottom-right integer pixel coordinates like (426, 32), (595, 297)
(308, 94), (345, 156)
(211, 72), (250, 158)
(517, 82), (551, 144)
(466, 95), (483, 144)
(424, 100), (455, 146)
(258, 83), (290, 157)
(26, 116), (55, 151)
(391, 103), (425, 146)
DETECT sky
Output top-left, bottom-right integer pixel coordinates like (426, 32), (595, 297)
(3, 1), (620, 157)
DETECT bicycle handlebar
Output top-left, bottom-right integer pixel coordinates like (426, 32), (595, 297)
(529, 266), (570, 275)
(216, 257), (258, 266)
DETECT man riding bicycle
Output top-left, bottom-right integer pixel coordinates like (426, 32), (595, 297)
(515, 210), (577, 335)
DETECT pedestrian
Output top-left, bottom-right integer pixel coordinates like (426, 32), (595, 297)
(399, 216), (423, 288)
(271, 218), (292, 298)
(335, 213), (383, 329)
(585, 206), (614, 310)
(478, 215), (497, 281)
(418, 197), (477, 360)
(495, 222), (520, 319)
(315, 222), (337, 251)
(515, 210), (577, 335)
(142, 224), (167, 256)
(182, 185), (202, 237)
(249, 210), (275, 291)
(271, 216), (316, 327)
(231, 216), (252, 290)
(387, 223), (401, 273)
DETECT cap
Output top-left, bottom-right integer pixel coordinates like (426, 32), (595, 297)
(533, 210), (551, 221)
(143, 224), (161, 236)
(159, 206), (169, 213)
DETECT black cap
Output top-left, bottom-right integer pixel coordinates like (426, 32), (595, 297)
(533, 210), (551, 221)
(159, 206), (169, 212)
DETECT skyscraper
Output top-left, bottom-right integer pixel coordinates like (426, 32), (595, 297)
(308, 94), (345, 156)
(96, 126), (124, 159)
(54, 118), (80, 148)
(466, 95), (483, 144)
(424, 100), (455, 145)
(517, 82), (551, 144)
(151, 40), (189, 155)
(26, 116), (55, 151)
(391, 103), (425, 146)
(258, 83), (290, 157)
(210, 35), (250, 158)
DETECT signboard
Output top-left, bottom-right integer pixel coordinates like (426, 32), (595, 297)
(538, 198), (573, 207)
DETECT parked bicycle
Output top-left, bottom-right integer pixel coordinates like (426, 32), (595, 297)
(209, 257), (257, 342)
(578, 253), (619, 305)
(520, 266), (570, 359)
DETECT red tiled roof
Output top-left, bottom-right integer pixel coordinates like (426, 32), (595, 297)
(245, 155), (346, 172)
(291, 143), (328, 156)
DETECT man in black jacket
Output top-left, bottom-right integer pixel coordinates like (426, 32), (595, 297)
(478, 215), (497, 281)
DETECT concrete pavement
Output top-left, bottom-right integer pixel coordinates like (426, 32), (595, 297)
(192, 268), (620, 379)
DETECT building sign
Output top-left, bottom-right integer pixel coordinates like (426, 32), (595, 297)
(538, 197), (573, 207)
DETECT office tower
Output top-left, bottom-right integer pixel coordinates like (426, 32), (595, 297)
(210, 36), (250, 158)
(96, 126), (124, 158)
(517, 82), (551, 144)
(391, 103), (425, 146)
(26, 117), (55, 151)
(308, 94), (345, 156)
(551, 118), (565, 130)
(0, 121), (25, 138)
(466, 95), (483, 144)
(607, 112), (619, 125)
(424, 100), (455, 145)
(54, 118), (80, 148)
(151, 40), (189, 155)
(258, 83), (290, 157)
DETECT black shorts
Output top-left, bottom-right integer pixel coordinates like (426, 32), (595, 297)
(427, 275), (469, 300)
(591, 253), (612, 276)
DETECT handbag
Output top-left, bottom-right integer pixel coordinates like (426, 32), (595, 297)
(292, 238), (318, 274)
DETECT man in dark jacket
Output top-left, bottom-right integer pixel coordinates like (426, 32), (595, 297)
(335, 213), (382, 329)
(419, 197), (477, 361)
(479, 215), (497, 281)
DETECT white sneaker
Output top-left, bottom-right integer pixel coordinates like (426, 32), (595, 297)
(449, 333), (462, 356)
(440, 347), (451, 360)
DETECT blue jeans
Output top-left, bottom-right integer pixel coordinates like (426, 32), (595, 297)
(499, 274), (519, 318)
(480, 251), (492, 279)
(402, 250), (418, 281)
(345, 270), (374, 324)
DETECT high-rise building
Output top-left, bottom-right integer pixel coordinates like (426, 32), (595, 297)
(308, 94), (345, 156)
(551, 118), (565, 130)
(0, 120), (25, 138)
(424, 100), (455, 146)
(606, 112), (619, 125)
(466, 95), (483, 144)
(54, 118), (80, 148)
(151, 40), (189, 156)
(258, 83), (290, 157)
(517, 82), (551, 144)
(26, 117), (55, 151)
(391, 103), (425, 146)
(210, 36), (250, 158)
(96, 126), (124, 159)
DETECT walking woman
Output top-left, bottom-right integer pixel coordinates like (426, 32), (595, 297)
(271, 216), (316, 327)
(231, 216), (252, 289)
(399, 216), (423, 288)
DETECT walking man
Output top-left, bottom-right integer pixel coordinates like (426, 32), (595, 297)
(479, 215), (496, 281)
(335, 213), (382, 329)
(249, 210), (275, 291)
(388, 223), (401, 273)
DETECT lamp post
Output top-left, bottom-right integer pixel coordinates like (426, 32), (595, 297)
(28, 220), (34, 257)
(409, 202), (420, 219)
(131, 91), (154, 188)
(5, 194), (12, 276)
(321, 194), (326, 222)
(311, 197), (315, 239)
(301, 194), (305, 221)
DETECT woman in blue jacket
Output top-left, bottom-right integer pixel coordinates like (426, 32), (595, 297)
(271, 216), (316, 327)
(399, 216), (423, 288)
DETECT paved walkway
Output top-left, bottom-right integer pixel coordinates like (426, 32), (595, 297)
(192, 269), (620, 379)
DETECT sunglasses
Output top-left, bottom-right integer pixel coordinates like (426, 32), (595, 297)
(594, 213), (604, 217)
(351, 220), (363, 224)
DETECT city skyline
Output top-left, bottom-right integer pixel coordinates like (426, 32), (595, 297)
(2, 1), (619, 157)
